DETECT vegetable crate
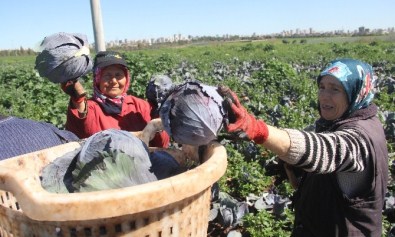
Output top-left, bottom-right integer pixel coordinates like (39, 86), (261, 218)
(0, 138), (227, 237)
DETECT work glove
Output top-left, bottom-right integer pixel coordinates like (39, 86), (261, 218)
(217, 85), (269, 144)
(61, 79), (87, 103)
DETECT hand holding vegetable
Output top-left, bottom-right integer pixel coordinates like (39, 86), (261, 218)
(217, 85), (269, 144)
(61, 79), (86, 103)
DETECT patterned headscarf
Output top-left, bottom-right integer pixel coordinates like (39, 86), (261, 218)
(93, 65), (130, 114)
(317, 58), (376, 116)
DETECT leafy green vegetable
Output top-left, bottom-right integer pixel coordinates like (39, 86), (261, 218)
(41, 129), (161, 193)
(160, 80), (224, 145)
(40, 148), (80, 193)
(71, 129), (157, 192)
(74, 149), (157, 192)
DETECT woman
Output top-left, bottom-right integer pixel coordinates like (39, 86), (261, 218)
(218, 58), (388, 237)
(62, 51), (169, 148)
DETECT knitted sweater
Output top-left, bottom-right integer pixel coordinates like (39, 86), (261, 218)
(286, 104), (388, 237)
(0, 116), (79, 160)
(282, 106), (376, 197)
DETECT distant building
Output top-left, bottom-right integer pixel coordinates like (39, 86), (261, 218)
(99, 26), (394, 49)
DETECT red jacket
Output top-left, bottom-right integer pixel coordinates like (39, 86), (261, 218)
(66, 95), (170, 148)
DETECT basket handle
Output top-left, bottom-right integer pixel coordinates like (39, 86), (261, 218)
(0, 165), (17, 192)
(133, 118), (164, 146)
(0, 165), (41, 202)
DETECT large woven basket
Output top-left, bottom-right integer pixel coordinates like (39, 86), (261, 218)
(0, 128), (227, 237)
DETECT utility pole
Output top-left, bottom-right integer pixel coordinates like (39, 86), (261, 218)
(90, 0), (106, 52)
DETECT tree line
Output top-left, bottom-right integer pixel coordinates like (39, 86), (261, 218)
(0, 47), (36, 57)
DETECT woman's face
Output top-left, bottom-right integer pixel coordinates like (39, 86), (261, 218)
(318, 75), (349, 121)
(99, 65), (127, 98)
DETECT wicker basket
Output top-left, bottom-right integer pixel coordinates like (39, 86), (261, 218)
(0, 130), (227, 237)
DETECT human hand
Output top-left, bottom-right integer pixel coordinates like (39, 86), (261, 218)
(217, 85), (269, 144)
(61, 79), (86, 103)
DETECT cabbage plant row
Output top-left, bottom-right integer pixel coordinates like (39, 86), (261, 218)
(0, 37), (395, 236)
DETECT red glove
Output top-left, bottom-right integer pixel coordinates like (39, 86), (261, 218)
(218, 85), (269, 144)
(61, 80), (86, 103)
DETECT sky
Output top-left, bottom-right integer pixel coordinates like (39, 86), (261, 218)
(1, 0), (394, 50)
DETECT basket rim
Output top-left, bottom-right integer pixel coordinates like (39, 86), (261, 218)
(0, 141), (227, 221)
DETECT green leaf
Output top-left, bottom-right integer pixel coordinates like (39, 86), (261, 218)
(74, 149), (157, 192)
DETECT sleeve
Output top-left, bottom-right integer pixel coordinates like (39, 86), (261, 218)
(39, 121), (79, 142)
(132, 97), (170, 148)
(0, 118), (79, 160)
(65, 100), (99, 139)
(280, 127), (370, 174)
(149, 131), (170, 148)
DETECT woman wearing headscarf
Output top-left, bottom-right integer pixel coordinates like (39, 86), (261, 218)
(218, 58), (388, 237)
(62, 51), (169, 148)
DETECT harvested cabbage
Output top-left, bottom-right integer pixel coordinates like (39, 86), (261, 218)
(149, 150), (182, 179)
(40, 148), (80, 193)
(146, 74), (173, 107)
(35, 32), (93, 83)
(160, 80), (225, 146)
(41, 129), (181, 193)
(145, 74), (173, 117)
(72, 129), (156, 192)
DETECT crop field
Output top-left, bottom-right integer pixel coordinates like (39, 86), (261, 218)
(1, 36), (395, 236)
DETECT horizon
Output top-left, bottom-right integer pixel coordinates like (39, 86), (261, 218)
(3, 25), (394, 51)
(1, 0), (394, 50)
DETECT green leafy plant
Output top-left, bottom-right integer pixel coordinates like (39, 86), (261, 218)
(2, 37), (395, 236)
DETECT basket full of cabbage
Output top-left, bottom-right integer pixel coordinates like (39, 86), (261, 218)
(0, 118), (227, 236)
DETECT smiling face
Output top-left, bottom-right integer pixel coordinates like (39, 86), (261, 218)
(318, 75), (349, 121)
(99, 65), (127, 98)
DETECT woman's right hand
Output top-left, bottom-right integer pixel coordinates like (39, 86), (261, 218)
(217, 85), (269, 144)
(61, 79), (87, 116)
(61, 79), (86, 102)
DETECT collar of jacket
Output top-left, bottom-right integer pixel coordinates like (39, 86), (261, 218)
(315, 103), (377, 132)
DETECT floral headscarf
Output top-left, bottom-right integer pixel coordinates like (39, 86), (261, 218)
(92, 65), (131, 114)
(317, 58), (376, 116)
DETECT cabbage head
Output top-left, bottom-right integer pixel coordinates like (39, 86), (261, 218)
(41, 129), (159, 193)
(160, 80), (224, 146)
(35, 32), (93, 83)
(145, 74), (173, 108)
(71, 129), (157, 192)
(145, 74), (174, 117)
(40, 147), (80, 193)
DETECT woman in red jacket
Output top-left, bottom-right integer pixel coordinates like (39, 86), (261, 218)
(62, 51), (169, 148)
